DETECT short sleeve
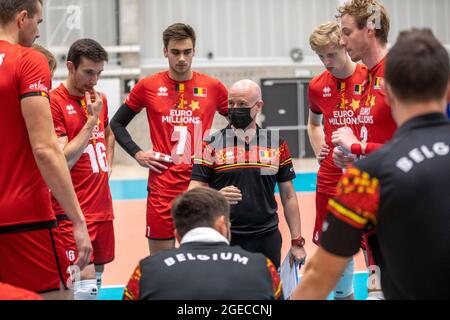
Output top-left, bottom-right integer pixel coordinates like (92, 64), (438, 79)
(102, 94), (109, 127)
(321, 166), (380, 257)
(123, 265), (141, 300)
(307, 81), (322, 114)
(265, 258), (283, 300)
(191, 140), (215, 183)
(18, 50), (51, 100)
(50, 96), (67, 138)
(215, 80), (229, 116)
(276, 140), (296, 183)
(124, 79), (146, 113)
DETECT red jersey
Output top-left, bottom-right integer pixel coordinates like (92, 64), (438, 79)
(50, 84), (114, 221)
(0, 282), (43, 300)
(125, 71), (228, 197)
(0, 41), (54, 227)
(308, 63), (368, 194)
(357, 58), (397, 145)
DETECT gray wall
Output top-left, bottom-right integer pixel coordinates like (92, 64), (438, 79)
(36, 0), (450, 164)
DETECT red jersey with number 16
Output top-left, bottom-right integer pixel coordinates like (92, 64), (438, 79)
(50, 84), (114, 222)
(0, 41), (54, 227)
(308, 63), (368, 195)
(125, 71), (228, 198)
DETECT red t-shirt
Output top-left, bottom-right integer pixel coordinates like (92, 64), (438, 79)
(357, 58), (397, 145)
(125, 71), (228, 197)
(0, 282), (43, 300)
(308, 63), (368, 195)
(0, 40), (54, 227)
(50, 84), (114, 221)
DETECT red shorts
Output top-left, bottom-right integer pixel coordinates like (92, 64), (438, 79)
(313, 191), (333, 245)
(314, 192), (368, 250)
(146, 193), (177, 240)
(58, 219), (115, 266)
(0, 223), (70, 293)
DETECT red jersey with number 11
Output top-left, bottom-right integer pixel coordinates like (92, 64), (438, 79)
(50, 84), (114, 222)
(125, 71), (228, 198)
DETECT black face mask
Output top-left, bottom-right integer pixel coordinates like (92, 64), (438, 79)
(228, 107), (254, 129)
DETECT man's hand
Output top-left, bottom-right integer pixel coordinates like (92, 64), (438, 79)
(332, 127), (360, 153)
(219, 186), (242, 205)
(290, 246), (307, 269)
(332, 146), (356, 169)
(317, 143), (330, 164)
(134, 150), (172, 173)
(85, 91), (102, 125)
(72, 220), (92, 271)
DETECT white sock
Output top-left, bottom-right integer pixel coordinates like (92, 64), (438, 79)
(367, 290), (385, 300)
(74, 279), (98, 300)
(96, 272), (103, 291)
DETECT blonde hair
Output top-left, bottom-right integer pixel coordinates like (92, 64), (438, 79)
(309, 21), (342, 52)
(337, 0), (390, 44)
(32, 44), (57, 75)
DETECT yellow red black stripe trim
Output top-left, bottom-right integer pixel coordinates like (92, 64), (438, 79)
(215, 162), (279, 172)
(280, 158), (293, 167)
(20, 92), (49, 99)
(194, 158), (213, 167)
(328, 198), (368, 226)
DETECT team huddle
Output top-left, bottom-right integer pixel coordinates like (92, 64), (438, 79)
(1, 0), (449, 300)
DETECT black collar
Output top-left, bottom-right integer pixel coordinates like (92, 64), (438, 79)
(395, 113), (449, 137)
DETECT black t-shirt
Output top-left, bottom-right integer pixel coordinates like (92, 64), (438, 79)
(321, 113), (450, 299)
(127, 242), (282, 300)
(191, 126), (296, 235)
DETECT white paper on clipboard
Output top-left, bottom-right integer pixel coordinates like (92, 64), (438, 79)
(280, 254), (301, 299)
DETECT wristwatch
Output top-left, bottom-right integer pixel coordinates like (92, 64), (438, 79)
(291, 236), (305, 248)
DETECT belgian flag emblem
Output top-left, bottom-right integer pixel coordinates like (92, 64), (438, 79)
(175, 83), (185, 92)
(374, 77), (382, 90)
(354, 84), (362, 95)
(194, 87), (207, 97)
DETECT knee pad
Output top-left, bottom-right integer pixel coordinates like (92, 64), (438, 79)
(367, 265), (385, 300)
(334, 259), (354, 299)
(74, 279), (98, 300)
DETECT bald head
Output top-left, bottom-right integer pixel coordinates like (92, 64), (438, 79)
(228, 79), (264, 130)
(229, 79), (262, 103)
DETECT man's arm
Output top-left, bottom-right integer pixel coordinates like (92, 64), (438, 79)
(110, 104), (171, 173)
(21, 96), (91, 270)
(307, 111), (330, 164)
(307, 111), (325, 156)
(290, 247), (350, 300)
(57, 92), (102, 170)
(188, 180), (208, 190)
(278, 181), (306, 263)
(105, 125), (115, 178)
(332, 127), (382, 156)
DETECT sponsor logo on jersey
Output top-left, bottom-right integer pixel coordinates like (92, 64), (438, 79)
(323, 86), (332, 98)
(193, 87), (207, 98)
(66, 104), (77, 115)
(29, 80), (48, 92)
(0, 53), (5, 66)
(157, 86), (169, 97)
